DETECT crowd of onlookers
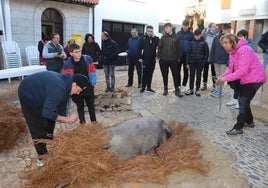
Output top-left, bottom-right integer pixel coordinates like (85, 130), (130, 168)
(37, 22), (267, 98)
(37, 20), (268, 118)
(36, 20), (267, 132)
(17, 19), (268, 166)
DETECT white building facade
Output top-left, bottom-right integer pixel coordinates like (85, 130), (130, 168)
(184, 0), (268, 50)
(0, 0), (159, 67)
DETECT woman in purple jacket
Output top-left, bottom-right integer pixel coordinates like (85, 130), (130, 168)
(217, 33), (266, 135)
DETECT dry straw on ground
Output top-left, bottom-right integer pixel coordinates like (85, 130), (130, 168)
(22, 122), (209, 188)
(0, 100), (27, 152)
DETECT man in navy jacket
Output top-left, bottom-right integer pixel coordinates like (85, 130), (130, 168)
(126, 28), (142, 88)
(18, 71), (88, 159)
(176, 19), (194, 93)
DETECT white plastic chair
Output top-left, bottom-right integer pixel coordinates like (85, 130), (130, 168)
(25, 46), (40, 66)
(1, 41), (22, 82)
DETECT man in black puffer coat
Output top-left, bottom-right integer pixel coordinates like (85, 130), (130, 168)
(185, 29), (209, 96)
(139, 25), (159, 93)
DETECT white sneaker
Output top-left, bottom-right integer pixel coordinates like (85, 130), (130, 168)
(180, 86), (186, 93)
(235, 103), (239, 109)
(226, 98), (238, 106)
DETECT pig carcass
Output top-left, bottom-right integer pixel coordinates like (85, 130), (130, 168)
(104, 117), (173, 160)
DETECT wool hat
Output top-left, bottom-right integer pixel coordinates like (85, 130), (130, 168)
(73, 74), (88, 90)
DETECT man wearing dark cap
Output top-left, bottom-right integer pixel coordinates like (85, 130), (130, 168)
(18, 71), (88, 165)
(176, 19), (194, 94)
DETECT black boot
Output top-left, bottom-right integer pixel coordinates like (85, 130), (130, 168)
(163, 87), (168, 96)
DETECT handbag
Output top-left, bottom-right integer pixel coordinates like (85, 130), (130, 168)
(227, 63), (240, 90)
(227, 79), (240, 89)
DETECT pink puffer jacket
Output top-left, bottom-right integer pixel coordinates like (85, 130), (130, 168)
(221, 38), (266, 85)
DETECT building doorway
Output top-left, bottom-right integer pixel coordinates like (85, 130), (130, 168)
(41, 8), (63, 45)
(102, 21), (145, 66)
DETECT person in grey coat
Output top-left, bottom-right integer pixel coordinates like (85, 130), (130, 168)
(209, 23), (231, 98)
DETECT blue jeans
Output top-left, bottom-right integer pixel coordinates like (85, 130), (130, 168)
(263, 53), (268, 70)
(103, 64), (115, 89)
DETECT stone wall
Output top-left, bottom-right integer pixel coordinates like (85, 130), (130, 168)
(251, 68), (268, 125)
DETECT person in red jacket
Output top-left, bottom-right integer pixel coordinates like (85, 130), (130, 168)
(62, 43), (97, 124)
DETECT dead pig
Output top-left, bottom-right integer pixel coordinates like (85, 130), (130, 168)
(104, 117), (173, 160)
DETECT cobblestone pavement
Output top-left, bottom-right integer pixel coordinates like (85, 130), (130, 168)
(127, 64), (268, 188)
(0, 61), (267, 188)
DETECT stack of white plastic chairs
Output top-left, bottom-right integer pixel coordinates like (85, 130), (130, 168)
(25, 46), (40, 66)
(1, 41), (22, 82)
(2, 41), (22, 68)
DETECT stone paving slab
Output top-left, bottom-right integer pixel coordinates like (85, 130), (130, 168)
(131, 86), (268, 188)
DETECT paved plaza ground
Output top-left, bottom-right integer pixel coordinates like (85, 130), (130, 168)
(0, 61), (267, 187)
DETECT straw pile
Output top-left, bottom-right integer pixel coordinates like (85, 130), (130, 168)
(0, 100), (27, 152)
(22, 122), (209, 187)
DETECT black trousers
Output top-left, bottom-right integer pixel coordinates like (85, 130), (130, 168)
(178, 54), (189, 87)
(233, 83), (262, 130)
(233, 88), (240, 99)
(20, 102), (55, 155)
(72, 84), (96, 123)
(159, 59), (180, 89)
(189, 63), (203, 91)
(127, 57), (142, 86)
(202, 62), (216, 84)
(142, 58), (156, 89)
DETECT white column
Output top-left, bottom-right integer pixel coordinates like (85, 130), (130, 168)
(0, 0), (6, 41)
(3, 0), (12, 41)
(88, 7), (93, 34)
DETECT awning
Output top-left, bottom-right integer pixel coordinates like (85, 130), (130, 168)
(51, 0), (99, 7)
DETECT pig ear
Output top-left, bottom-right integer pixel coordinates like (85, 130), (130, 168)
(163, 124), (173, 139)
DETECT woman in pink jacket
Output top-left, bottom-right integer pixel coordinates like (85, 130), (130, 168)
(217, 33), (266, 135)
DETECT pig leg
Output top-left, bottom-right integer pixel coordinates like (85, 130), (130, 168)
(145, 146), (159, 157)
